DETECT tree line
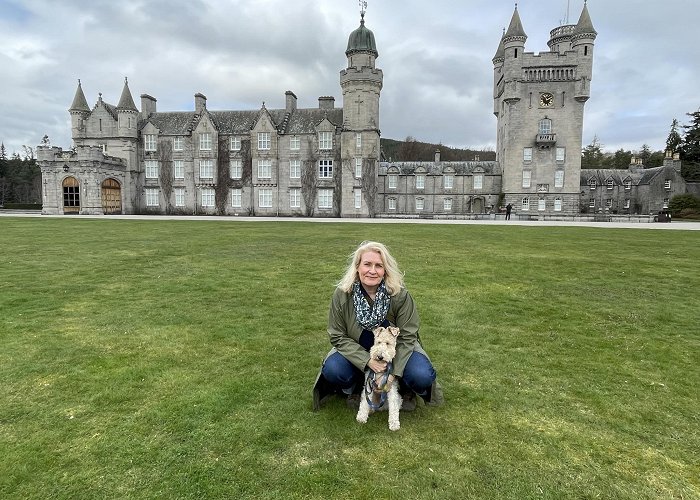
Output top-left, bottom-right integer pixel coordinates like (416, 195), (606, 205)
(581, 111), (700, 182)
(0, 143), (41, 207)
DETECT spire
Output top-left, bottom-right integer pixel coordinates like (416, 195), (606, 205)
(504, 4), (527, 41)
(492, 30), (506, 63)
(69, 79), (90, 112)
(573, 1), (596, 37)
(117, 77), (138, 111)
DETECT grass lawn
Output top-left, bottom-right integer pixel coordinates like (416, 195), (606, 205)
(1, 217), (698, 499)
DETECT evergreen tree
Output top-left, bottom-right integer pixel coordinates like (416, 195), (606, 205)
(581, 135), (605, 169)
(638, 144), (652, 166)
(666, 118), (682, 154)
(610, 148), (633, 169)
(679, 110), (700, 181)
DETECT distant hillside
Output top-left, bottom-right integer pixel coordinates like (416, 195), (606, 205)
(380, 138), (496, 162)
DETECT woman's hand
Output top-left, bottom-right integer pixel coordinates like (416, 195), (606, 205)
(367, 358), (388, 373)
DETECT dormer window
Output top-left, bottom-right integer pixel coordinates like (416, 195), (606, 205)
(624, 179), (632, 190)
(318, 131), (332, 150)
(144, 134), (157, 152)
(199, 133), (212, 151)
(258, 132), (271, 151)
(588, 178), (597, 190)
(606, 179), (614, 190)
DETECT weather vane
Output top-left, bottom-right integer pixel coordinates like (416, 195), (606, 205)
(359, 0), (367, 19)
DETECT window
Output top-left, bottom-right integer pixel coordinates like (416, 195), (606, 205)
(290, 136), (300, 150)
(624, 179), (632, 190)
(624, 199), (630, 209)
(416, 198), (424, 211)
(554, 170), (564, 188)
(173, 137), (184, 151)
(588, 178), (597, 190)
(146, 189), (159, 207)
(258, 132), (271, 150)
(144, 134), (157, 152)
(199, 133), (212, 151)
(319, 160), (333, 178)
(444, 175), (454, 189)
(556, 147), (566, 162)
(416, 174), (425, 189)
(522, 170), (531, 188)
(230, 159), (242, 179)
(354, 189), (362, 209)
(201, 188), (215, 207)
(258, 160), (272, 179)
(259, 188), (273, 208)
(606, 179), (614, 190)
(664, 180), (672, 189)
(605, 199), (613, 209)
(231, 188), (242, 208)
(356, 133), (362, 150)
(200, 159), (213, 179)
(230, 136), (241, 151)
(318, 131), (332, 150)
(538, 198), (546, 211)
(145, 160), (159, 179)
(388, 174), (397, 189)
(318, 189), (333, 209)
(663, 198), (669, 208)
(539, 119), (552, 135)
(175, 188), (185, 207)
(589, 198), (595, 209)
(554, 197), (562, 212)
(444, 198), (452, 211)
(473, 174), (483, 190)
(522, 197), (530, 211)
(355, 158), (362, 178)
(290, 188), (301, 208)
(388, 198), (397, 210)
(174, 160), (184, 180)
(523, 147), (533, 162)
(289, 160), (300, 179)
(62, 177), (80, 209)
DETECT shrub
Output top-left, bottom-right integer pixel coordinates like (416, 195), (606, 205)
(668, 193), (700, 217)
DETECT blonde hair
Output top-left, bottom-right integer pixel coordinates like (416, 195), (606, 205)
(337, 241), (404, 296)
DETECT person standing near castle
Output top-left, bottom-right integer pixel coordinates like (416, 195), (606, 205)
(506, 203), (513, 220)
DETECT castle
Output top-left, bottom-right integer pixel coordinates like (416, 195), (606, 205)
(37, 4), (688, 218)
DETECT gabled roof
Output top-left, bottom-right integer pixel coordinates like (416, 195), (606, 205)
(381, 161), (501, 176)
(286, 108), (344, 135)
(101, 101), (118, 121)
(580, 166), (667, 186)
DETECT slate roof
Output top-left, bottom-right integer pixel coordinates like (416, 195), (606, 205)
(69, 81), (90, 112)
(117, 80), (138, 111)
(504, 6), (527, 40)
(580, 167), (665, 186)
(573, 3), (597, 37)
(381, 161), (501, 176)
(139, 107), (344, 136)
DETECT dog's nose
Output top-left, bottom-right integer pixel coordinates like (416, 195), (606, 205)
(377, 355), (383, 361)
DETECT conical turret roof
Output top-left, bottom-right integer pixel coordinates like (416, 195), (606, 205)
(573, 2), (597, 37)
(493, 33), (505, 63)
(504, 5), (527, 40)
(117, 77), (138, 111)
(69, 80), (90, 112)
(346, 14), (378, 56)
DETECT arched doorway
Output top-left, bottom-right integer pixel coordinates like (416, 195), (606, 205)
(101, 178), (122, 214)
(62, 176), (80, 214)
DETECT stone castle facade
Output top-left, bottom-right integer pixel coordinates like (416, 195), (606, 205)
(36, 5), (691, 218)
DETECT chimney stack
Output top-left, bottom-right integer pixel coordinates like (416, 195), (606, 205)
(318, 96), (335, 110)
(140, 94), (157, 117)
(285, 91), (297, 113)
(195, 93), (207, 114)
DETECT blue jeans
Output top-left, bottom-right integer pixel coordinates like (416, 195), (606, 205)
(322, 350), (436, 397)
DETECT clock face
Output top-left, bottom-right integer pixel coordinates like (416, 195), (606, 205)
(540, 93), (554, 107)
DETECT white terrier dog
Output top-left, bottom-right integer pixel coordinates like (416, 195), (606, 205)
(356, 326), (402, 431)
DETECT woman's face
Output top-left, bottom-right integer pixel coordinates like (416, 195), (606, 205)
(357, 250), (385, 291)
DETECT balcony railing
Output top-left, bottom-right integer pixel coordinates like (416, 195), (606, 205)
(536, 134), (556, 145)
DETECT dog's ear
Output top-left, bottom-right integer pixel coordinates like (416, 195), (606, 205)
(373, 327), (384, 337)
(388, 326), (400, 337)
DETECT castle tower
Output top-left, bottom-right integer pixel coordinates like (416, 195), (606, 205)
(69, 79), (90, 142)
(117, 77), (139, 139)
(340, 9), (383, 216)
(495, 3), (596, 216)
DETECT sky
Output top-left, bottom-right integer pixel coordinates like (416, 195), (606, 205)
(1, 0), (699, 157)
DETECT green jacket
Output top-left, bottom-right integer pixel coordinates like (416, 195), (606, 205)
(326, 286), (429, 377)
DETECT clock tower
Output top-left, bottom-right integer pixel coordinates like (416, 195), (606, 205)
(494, 2), (596, 215)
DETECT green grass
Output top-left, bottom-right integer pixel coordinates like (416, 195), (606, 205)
(1, 218), (698, 499)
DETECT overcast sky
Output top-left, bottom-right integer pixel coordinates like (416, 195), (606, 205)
(1, 0), (699, 157)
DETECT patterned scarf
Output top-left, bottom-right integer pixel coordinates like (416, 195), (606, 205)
(352, 280), (391, 331)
